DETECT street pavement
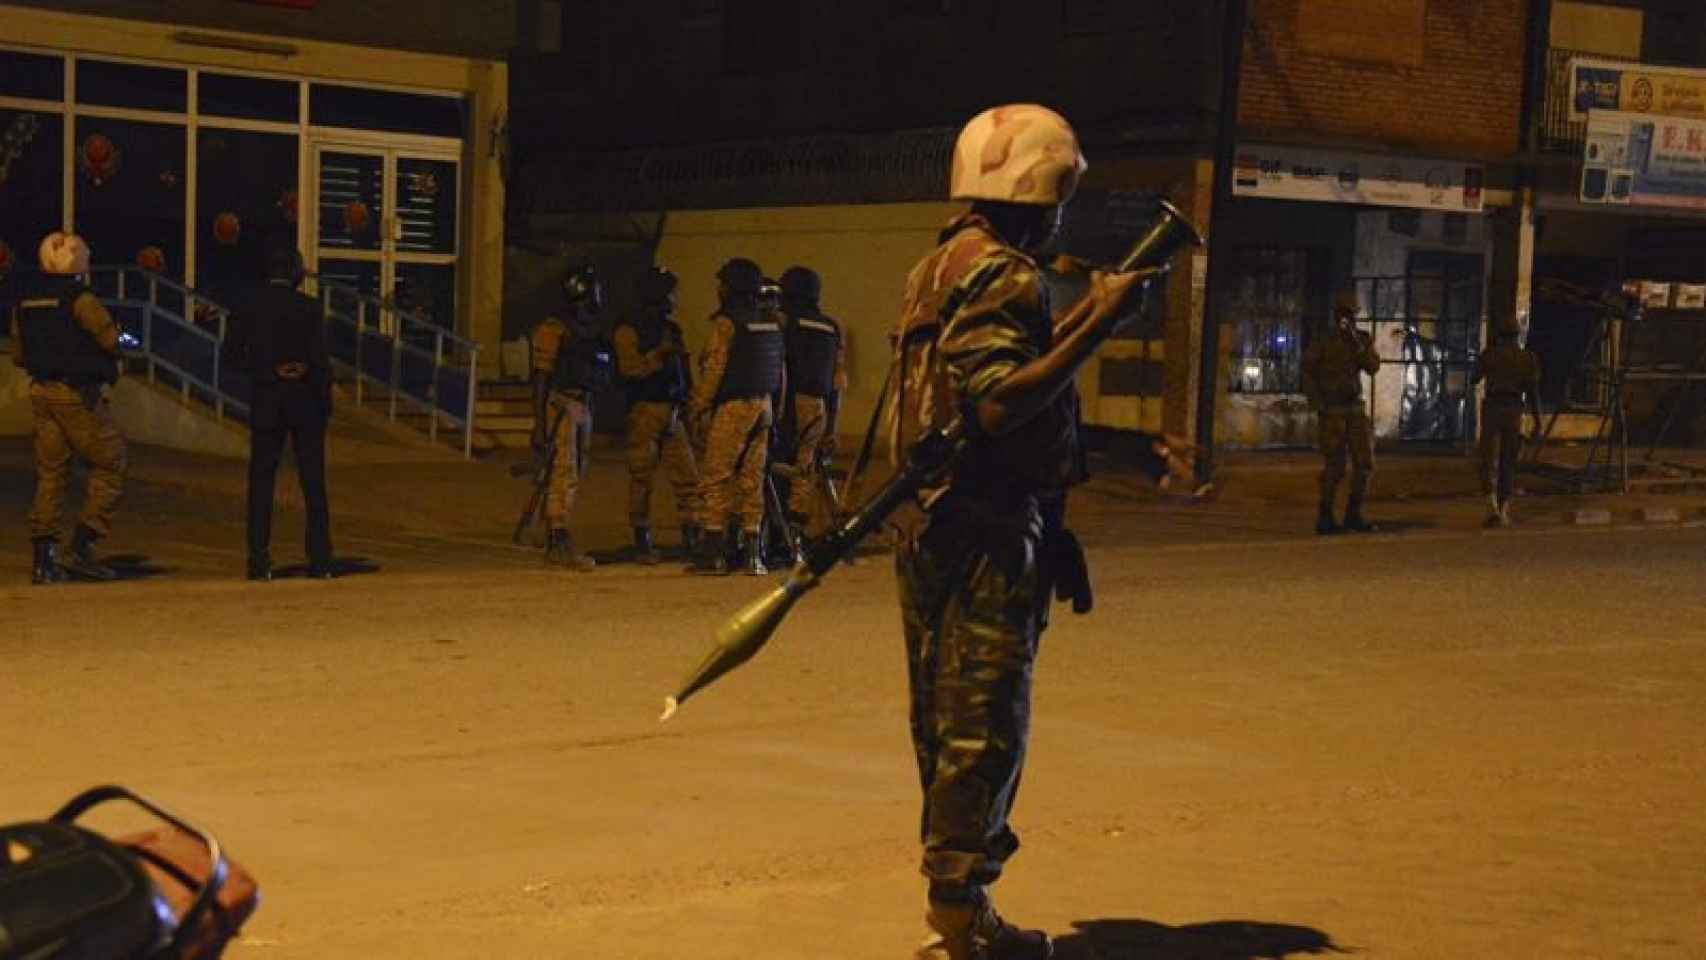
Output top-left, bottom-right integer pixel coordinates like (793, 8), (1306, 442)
(3, 437), (1705, 959)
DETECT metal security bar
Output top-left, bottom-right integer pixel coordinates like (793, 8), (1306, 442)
(81, 265), (251, 422)
(308, 272), (480, 458)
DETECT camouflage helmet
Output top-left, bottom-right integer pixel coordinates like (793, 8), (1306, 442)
(562, 263), (604, 309)
(779, 266), (821, 305)
(38, 231), (91, 275)
(950, 104), (1087, 206)
(716, 257), (763, 296)
(635, 265), (678, 305)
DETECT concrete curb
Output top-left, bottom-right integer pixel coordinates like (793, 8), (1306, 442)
(1639, 506), (1684, 524)
(1565, 509), (1613, 526)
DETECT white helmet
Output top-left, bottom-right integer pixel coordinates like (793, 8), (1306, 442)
(950, 104), (1087, 206)
(39, 231), (91, 275)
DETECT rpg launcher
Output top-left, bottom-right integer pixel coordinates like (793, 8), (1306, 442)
(660, 198), (1206, 721)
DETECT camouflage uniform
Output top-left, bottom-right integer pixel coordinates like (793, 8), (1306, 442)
(10, 285), (126, 542)
(531, 317), (598, 530)
(784, 320), (848, 523)
(1301, 323), (1380, 525)
(691, 312), (782, 537)
(614, 320), (700, 529)
(892, 213), (1084, 902)
(1474, 339), (1541, 510)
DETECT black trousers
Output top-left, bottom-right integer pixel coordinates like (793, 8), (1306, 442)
(247, 384), (332, 565)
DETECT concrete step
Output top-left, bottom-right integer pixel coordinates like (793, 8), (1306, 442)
(475, 399), (534, 417)
(478, 414), (536, 433)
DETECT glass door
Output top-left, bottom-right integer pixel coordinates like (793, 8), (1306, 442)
(310, 145), (459, 338)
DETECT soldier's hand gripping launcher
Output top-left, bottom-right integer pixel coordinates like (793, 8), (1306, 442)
(660, 199), (1205, 722)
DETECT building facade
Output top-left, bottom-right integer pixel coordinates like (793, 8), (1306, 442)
(0, 1), (511, 373)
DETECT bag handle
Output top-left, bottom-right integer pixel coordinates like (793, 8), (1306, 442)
(51, 785), (229, 960)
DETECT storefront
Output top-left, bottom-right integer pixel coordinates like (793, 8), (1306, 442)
(0, 5), (505, 362)
(1213, 142), (1498, 448)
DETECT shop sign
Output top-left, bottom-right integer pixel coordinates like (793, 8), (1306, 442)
(1581, 110), (1706, 210)
(1569, 57), (1706, 123)
(1232, 143), (1484, 213)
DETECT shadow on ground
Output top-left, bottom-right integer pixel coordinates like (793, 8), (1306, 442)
(1054, 918), (1347, 960)
(270, 557), (382, 579)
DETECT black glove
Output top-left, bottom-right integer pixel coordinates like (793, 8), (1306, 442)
(1049, 528), (1093, 615)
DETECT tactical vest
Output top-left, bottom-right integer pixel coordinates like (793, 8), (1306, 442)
(622, 314), (689, 404)
(551, 329), (614, 393)
(14, 276), (118, 386)
(784, 310), (839, 397)
(715, 306), (784, 401)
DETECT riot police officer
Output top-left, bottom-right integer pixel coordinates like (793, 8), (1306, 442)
(222, 245), (335, 580)
(778, 265), (847, 545)
(531, 263), (613, 570)
(1301, 290), (1381, 534)
(688, 258), (785, 576)
(10, 231), (125, 584)
(614, 266), (701, 563)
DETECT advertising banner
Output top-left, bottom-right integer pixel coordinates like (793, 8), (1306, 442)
(1569, 57), (1706, 122)
(1233, 144), (1484, 213)
(1581, 110), (1706, 210)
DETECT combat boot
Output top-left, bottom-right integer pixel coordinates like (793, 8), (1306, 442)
(545, 528), (596, 571)
(247, 553), (273, 581)
(743, 530), (768, 577)
(1315, 500), (1339, 536)
(61, 524), (117, 581)
(1341, 497), (1378, 533)
(916, 896), (1054, 960)
(688, 531), (730, 575)
(1484, 493), (1503, 528)
(30, 538), (65, 585)
(633, 526), (662, 565)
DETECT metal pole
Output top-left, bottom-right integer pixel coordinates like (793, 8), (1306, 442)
(389, 328), (400, 422)
(1194, 0), (1249, 486)
(355, 297), (366, 407)
(465, 348), (479, 460)
(430, 331), (443, 443)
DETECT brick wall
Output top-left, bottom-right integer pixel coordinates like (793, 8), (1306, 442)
(1239, 0), (1530, 158)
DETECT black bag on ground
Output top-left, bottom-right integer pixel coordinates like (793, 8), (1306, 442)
(0, 786), (256, 960)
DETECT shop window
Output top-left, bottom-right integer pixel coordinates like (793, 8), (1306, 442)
(76, 59), (188, 113)
(73, 117), (186, 281)
(199, 73), (300, 123)
(195, 129), (299, 305)
(310, 85), (464, 138)
(316, 151), (384, 254)
(0, 111), (64, 293)
(0, 49), (64, 101)
(1226, 247), (1323, 395)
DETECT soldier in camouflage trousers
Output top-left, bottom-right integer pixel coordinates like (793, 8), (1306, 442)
(531, 264), (613, 571)
(779, 265), (848, 542)
(689, 258), (785, 576)
(893, 105), (1151, 960)
(1474, 318), (1542, 526)
(11, 232), (126, 584)
(1302, 291), (1382, 535)
(615, 267), (701, 563)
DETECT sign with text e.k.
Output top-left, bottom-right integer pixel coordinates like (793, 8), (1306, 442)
(1232, 143), (1484, 213)
(1582, 109), (1706, 211)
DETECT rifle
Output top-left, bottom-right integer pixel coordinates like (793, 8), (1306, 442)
(510, 405), (568, 545)
(660, 199), (1206, 721)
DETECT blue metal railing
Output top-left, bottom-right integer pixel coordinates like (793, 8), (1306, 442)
(308, 273), (481, 458)
(82, 265), (251, 423)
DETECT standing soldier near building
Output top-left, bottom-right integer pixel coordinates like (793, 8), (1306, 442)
(779, 265), (847, 544)
(688, 257), (785, 576)
(1301, 291), (1381, 535)
(892, 104), (1149, 960)
(614, 266), (701, 563)
(1473, 315), (1541, 526)
(531, 263), (613, 571)
(224, 245), (336, 581)
(11, 231), (125, 584)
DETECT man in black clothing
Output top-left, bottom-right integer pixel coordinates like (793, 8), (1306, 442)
(222, 246), (334, 580)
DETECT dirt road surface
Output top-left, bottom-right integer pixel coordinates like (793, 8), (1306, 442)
(4, 443), (1705, 959)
